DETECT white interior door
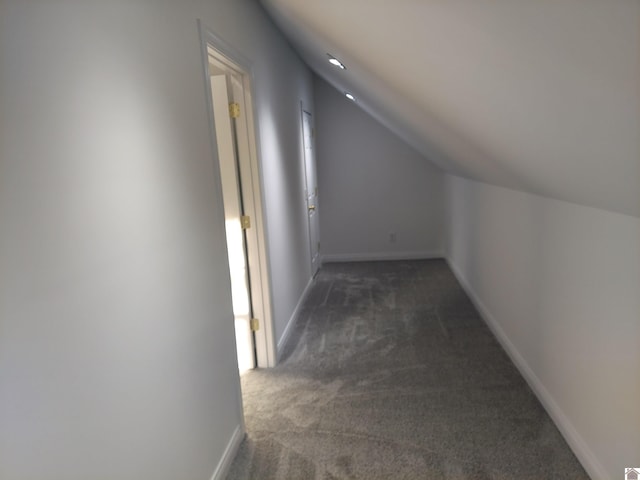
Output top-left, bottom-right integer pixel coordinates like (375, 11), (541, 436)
(206, 44), (277, 369)
(210, 74), (255, 373)
(302, 109), (320, 275)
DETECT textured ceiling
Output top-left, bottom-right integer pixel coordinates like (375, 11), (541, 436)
(261, 0), (640, 217)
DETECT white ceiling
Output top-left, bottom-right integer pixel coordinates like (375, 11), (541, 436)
(261, 0), (640, 217)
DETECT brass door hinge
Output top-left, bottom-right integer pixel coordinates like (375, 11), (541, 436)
(240, 215), (251, 230)
(250, 318), (260, 331)
(229, 102), (240, 119)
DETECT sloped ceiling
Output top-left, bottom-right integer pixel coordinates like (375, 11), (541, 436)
(261, 0), (640, 217)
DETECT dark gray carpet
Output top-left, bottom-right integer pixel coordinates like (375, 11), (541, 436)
(226, 260), (589, 479)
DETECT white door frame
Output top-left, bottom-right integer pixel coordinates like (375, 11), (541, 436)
(209, 73), (256, 373)
(198, 21), (277, 369)
(300, 104), (320, 276)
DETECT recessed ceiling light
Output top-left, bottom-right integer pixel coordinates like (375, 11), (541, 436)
(327, 54), (346, 69)
(345, 92), (356, 101)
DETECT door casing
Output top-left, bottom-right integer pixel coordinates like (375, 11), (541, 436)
(301, 106), (320, 276)
(199, 22), (277, 369)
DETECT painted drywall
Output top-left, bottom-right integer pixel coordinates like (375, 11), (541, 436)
(251, 25), (316, 345)
(446, 175), (640, 479)
(0, 0), (313, 479)
(262, 0), (640, 218)
(314, 76), (445, 261)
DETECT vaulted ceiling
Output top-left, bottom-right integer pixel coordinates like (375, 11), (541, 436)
(261, 0), (639, 217)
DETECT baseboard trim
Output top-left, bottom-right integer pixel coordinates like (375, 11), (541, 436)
(445, 257), (607, 480)
(276, 276), (314, 361)
(321, 251), (443, 263)
(209, 424), (244, 480)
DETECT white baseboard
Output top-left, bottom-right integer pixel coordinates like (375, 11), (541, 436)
(321, 250), (444, 263)
(276, 276), (314, 361)
(445, 258), (607, 480)
(209, 425), (244, 480)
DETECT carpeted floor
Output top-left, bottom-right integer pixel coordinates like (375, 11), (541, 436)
(226, 260), (589, 479)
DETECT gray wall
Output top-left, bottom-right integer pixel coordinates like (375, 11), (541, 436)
(263, 0), (640, 218)
(314, 77), (445, 261)
(0, 0), (313, 478)
(446, 175), (640, 479)
(256, 45), (315, 344)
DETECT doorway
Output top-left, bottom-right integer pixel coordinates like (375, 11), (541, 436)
(204, 41), (276, 371)
(301, 107), (320, 276)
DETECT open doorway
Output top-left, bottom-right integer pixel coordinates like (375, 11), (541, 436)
(201, 33), (276, 372)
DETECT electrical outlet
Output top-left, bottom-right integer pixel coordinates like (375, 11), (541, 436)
(389, 232), (397, 243)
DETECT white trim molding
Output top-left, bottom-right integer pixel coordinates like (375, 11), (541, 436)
(198, 19), (277, 368)
(446, 257), (608, 480)
(276, 276), (315, 361)
(321, 251), (444, 264)
(208, 425), (245, 480)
